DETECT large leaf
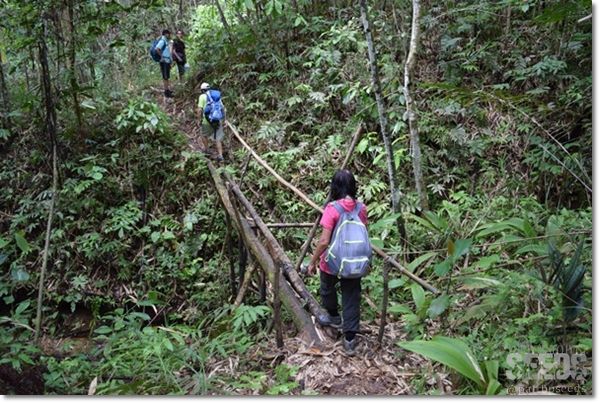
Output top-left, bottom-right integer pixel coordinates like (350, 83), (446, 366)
(388, 278), (404, 289)
(369, 213), (402, 232)
(399, 336), (486, 389)
(475, 221), (514, 238)
(388, 304), (412, 315)
(459, 276), (502, 290)
(11, 268), (29, 282)
(515, 243), (547, 256)
(451, 239), (472, 259)
(473, 254), (501, 269)
(434, 258), (452, 276)
(423, 211), (449, 233)
(410, 283), (427, 313)
(407, 251), (438, 272)
(14, 232), (31, 254)
(427, 294), (450, 318)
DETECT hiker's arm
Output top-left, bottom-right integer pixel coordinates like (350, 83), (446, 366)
(307, 228), (332, 275)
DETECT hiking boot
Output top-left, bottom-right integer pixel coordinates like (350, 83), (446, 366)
(317, 313), (342, 328)
(164, 89), (174, 98)
(343, 337), (357, 356)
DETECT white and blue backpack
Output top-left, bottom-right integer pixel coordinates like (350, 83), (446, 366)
(325, 201), (372, 279)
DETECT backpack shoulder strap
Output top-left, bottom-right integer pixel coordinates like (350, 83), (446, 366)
(352, 201), (363, 215)
(206, 90), (214, 103)
(331, 201), (345, 216)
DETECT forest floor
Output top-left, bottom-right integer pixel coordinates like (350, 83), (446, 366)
(155, 90), (449, 396)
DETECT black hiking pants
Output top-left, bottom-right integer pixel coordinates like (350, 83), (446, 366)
(320, 270), (361, 339)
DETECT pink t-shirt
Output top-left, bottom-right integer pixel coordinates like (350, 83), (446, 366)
(319, 198), (368, 274)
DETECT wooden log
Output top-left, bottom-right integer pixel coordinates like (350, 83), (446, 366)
(234, 264), (257, 307)
(207, 161), (323, 346)
(378, 261), (390, 344)
(224, 123), (439, 294)
(224, 213), (237, 298)
(238, 237), (248, 289)
(228, 181), (327, 320)
(274, 262), (284, 348)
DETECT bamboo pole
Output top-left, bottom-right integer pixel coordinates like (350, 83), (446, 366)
(225, 121), (322, 212)
(274, 262), (284, 348)
(225, 122), (439, 294)
(35, 143), (57, 342)
(378, 261), (390, 344)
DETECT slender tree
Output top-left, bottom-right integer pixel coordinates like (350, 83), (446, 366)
(67, 0), (83, 131)
(214, 0), (233, 42)
(0, 58), (10, 130)
(35, 12), (59, 344)
(403, 0), (429, 210)
(359, 0), (406, 243)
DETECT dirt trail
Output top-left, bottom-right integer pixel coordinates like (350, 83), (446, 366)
(157, 91), (442, 395)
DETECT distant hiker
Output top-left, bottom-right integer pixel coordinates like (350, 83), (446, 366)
(307, 169), (371, 356)
(197, 82), (226, 162)
(152, 29), (173, 97)
(172, 30), (187, 80)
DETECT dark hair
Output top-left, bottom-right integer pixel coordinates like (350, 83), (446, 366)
(330, 169), (357, 201)
(162, 29), (171, 35)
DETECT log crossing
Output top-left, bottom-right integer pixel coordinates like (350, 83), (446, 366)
(206, 120), (438, 347)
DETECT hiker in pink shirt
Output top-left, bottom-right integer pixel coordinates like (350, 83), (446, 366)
(307, 169), (368, 356)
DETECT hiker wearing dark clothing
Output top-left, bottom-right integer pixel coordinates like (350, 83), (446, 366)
(172, 30), (187, 80)
(156, 29), (173, 97)
(307, 169), (370, 356)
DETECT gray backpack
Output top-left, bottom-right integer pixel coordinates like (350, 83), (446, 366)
(325, 201), (372, 279)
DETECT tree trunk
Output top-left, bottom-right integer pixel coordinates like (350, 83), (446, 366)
(214, 0), (233, 41)
(359, 0), (407, 243)
(35, 14), (59, 344)
(0, 60), (10, 129)
(67, 0), (83, 131)
(403, 0), (429, 211)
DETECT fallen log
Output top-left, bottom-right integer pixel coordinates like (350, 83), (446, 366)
(228, 180), (326, 321)
(225, 121), (439, 294)
(207, 161), (323, 346)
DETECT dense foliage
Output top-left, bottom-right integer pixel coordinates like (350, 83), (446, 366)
(0, 0), (592, 395)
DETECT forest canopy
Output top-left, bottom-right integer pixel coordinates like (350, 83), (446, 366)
(0, 0), (592, 396)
